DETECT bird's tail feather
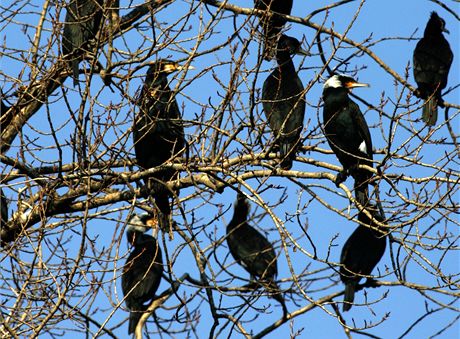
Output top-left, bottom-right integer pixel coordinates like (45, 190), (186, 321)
(266, 280), (288, 318)
(154, 191), (171, 232)
(71, 60), (79, 87)
(422, 97), (438, 126)
(128, 303), (149, 335)
(279, 142), (295, 170)
(343, 282), (356, 312)
(354, 171), (370, 206)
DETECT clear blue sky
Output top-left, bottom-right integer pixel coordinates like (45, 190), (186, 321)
(1, 0), (459, 338)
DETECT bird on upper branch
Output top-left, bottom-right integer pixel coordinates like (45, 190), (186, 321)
(413, 11), (453, 126)
(254, 0), (293, 60)
(262, 35), (308, 170)
(322, 74), (372, 205)
(62, 0), (104, 87)
(133, 60), (188, 232)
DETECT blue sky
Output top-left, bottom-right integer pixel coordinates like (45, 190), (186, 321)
(1, 0), (459, 338)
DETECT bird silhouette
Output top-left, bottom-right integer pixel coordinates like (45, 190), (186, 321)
(322, 74), (372, 205)
(122, 213), (163, 334)
(133, 60), (188, 232)
(226, 192), (288, 318)
(254, 0), (293, 60)
(340, 206), (387, 311)
(413, 11), (453, 126)
(62, 0), (104, 87)
(262, 35), (308, 170)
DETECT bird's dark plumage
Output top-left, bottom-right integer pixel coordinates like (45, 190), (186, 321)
(62, 0), (103, 87)
(254, 0), (293, 60)
(413, 12), (453, 126)
(1, 189), (7, 225)
(322, 74), (372, 205)
(133, 60), (186, 232)
(340, 206), (387, 311)
(262, 35), (307, 170)
(122, 214), (163, 335)
(226, 193), (287, 317)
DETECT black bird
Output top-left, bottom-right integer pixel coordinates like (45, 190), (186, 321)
(133, 60), (188, 232)
(62, 0), (104, 86)
(413, 12), (453, 126)
(322, 74), (372, 205)
(254, 0), (293, 60)
(226, 193), (288, 318)
(1, 189), (7, 225)
(340, 206), (387, 312)
(262, 35), (308, 170)
(122, 213), (163, 335)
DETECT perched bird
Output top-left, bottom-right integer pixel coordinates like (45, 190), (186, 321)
(133, 60), (187, 232)
(62, 0), (104, 86)
(226, 192), (288, 318)
(262, 35), (308, 170)
(413, 11), (453, 126)
(254, 0), (293, 60)
(122, 213), (163, 335)
(322, 74), (372, 205)
(340, 206), (387, 312)
(1, 189), (7, 225)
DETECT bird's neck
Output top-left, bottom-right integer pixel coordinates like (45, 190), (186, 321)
(275, 50), (295, 73)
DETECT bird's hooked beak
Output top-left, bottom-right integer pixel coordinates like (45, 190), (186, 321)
(296, 47), (310, 57)
(175, 64), (195, 72)
(443, 27), (450, 34)
(345, 81), (370, 90)
(162, 62), (195, 74)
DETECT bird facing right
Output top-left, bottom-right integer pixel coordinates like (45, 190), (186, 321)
(226, 192), (288, 318)
(340, 206), (387, 312)
(133, 60), (187, 232)
(262, 35), (308, 170)
(322, 74), (372, 205)
(122, 213), (163, 335)
(413, 11), (453, 126)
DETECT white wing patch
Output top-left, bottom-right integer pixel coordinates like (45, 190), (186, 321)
(359, 140), (367, 154)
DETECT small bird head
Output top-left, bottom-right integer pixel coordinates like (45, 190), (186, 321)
(126, 213), (158, 245)
(323, 74), (370, 92)
(428, 11), (449, 34)
(277, 35), (310, 57)
(145, 59), (194, 83)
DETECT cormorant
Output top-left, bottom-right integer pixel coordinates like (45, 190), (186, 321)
(122, 213), (163, 335)
(226, 192), (288, 318)
(62, 0), (104, 87)
(413, 11), (453, 126)
(322, 74), (372, 205)
(340, 206), (387, 311)
(1, 189), (7, 225)
(254, 0), (293, 60)
(262, 35), (308, 170)
(133, 60), (187, 232)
